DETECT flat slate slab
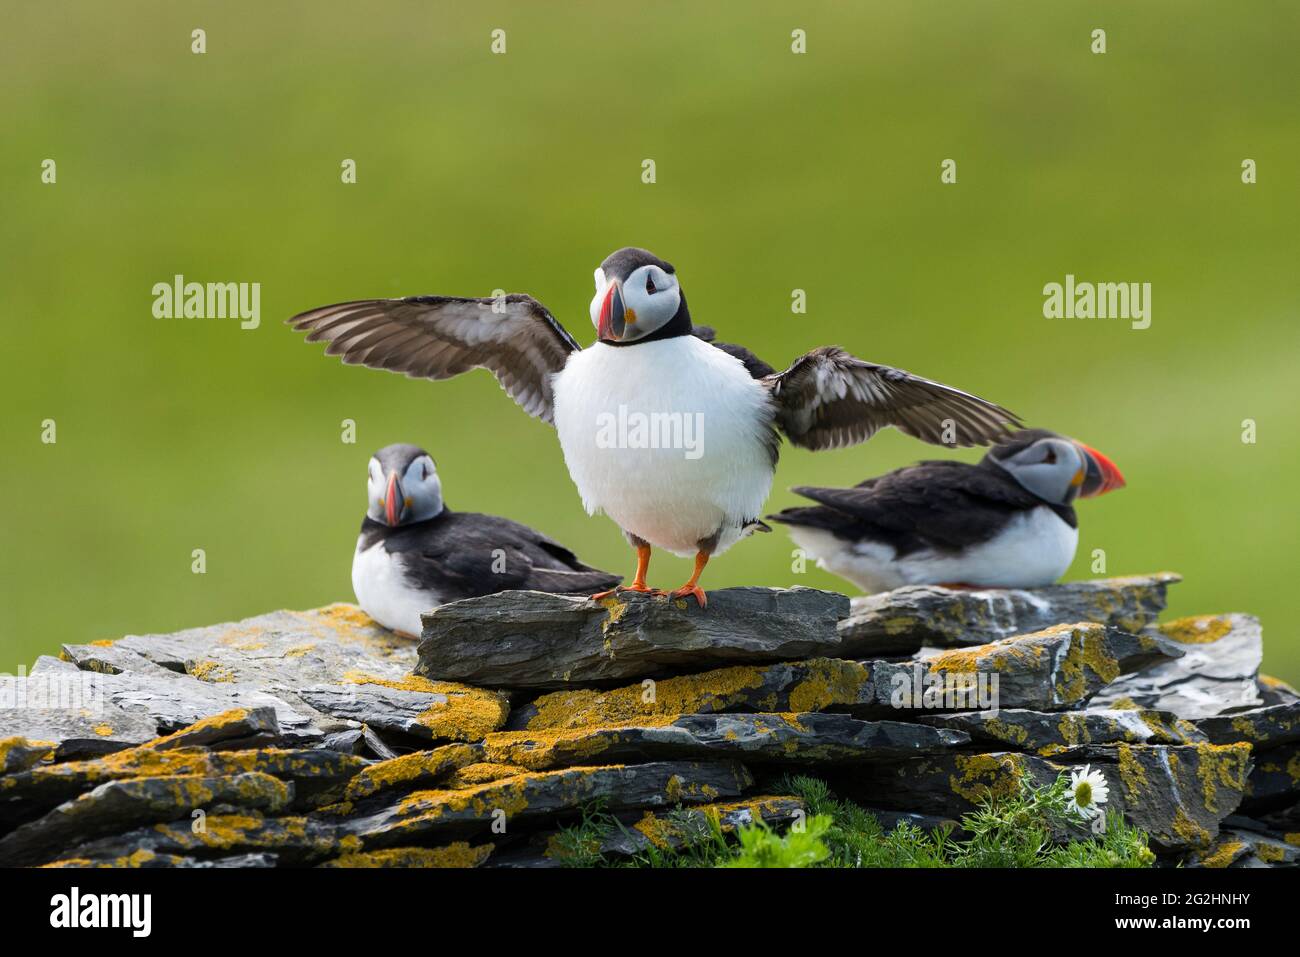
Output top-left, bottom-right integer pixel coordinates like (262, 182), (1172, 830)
(416, 587), (850, 689)
(483, 713), (969, 770)
(504, 624), (1180, 734)
(1091, 614), (1264, 718)
(341, 760), (754, 848)
(47, 811), (350, 869)
(838, 573), (1180, 655)
(3, 605), (422, 758)
(1197, 701), (1300, 750)
(920, 707), (1204, 754)
(0, 771), (293, 866)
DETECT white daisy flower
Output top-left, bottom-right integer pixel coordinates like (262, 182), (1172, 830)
(1067, 764), (1110, 820)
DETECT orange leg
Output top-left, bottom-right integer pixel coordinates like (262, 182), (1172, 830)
(591, 543), (663, 600)
(669, 551), (710, 608)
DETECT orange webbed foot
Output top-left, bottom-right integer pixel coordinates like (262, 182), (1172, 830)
(669, 584), (708, 608)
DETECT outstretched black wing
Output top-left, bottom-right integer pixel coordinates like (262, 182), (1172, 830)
(288, 294), (580, 424)
(764, 347), (1020, 451)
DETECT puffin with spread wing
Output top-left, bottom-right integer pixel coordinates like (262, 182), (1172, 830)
(290, 247), (1021, 605)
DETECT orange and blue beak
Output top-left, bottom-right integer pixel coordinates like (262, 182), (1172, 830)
(384, 471), (406, 526)
(1076, 444), (1126, 498)
(597, 280), (627, 341)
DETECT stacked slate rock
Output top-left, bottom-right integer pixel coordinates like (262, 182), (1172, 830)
(1, 576), (1296, 868)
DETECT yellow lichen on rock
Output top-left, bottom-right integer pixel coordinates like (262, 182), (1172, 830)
(1053, 624), (1119, 704)
(445, 762), (529, 788)
(786, 659), (871, 714)
(522, 664), (772, 731)
(322, 842), (492, 868)
(345, 743), (479, 800)
(1197, 840), (1244, 868)
(948, 753), (1024, 803)
(1116, 743), (1150, 802)
(1193, 743), (1251, 813)
(343, 671), (509, 741)
(138, 708), (252, 751)
(1159, 615), (1233, 645)
(189, 660), (237, 683)
(1172, 807), (1212, 849)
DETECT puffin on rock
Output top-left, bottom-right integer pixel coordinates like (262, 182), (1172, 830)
(293, 247), (1022, 606)
(768, 429), (1126, 592)
(352, 443), (620, 636)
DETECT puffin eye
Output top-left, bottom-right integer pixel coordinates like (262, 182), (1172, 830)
(1043, 448), (1057, 465)
(646, 273), (657, 295)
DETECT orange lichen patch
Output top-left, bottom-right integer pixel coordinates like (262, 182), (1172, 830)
(90, 725), (114, 737)
(189, 660), (237, 683)
(1198, 840), (1245, 868)
(1107, 696), (1140, 711)
(1283, 833), (1300, 847)
(322, 843), (492, 868)
(88, 639), (118, 648)
(1192, 743), (1251, 812)
(345, 744), (480, 800)
(343, 671), (509, 741)
(137, 708), (252, 751)
(947, 753), (1023, 803)
(1159, 615), (1234, 645)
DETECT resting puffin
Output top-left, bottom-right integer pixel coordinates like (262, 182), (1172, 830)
(352, 443), (621, 635)
(292, 247), (1021, 606)
(768, 429), (1126, 592)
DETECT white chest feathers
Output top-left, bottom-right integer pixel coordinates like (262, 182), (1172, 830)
(552, 336), (776, 557)
(351, 539), (440, 637)
(786, 505), (1080, 593)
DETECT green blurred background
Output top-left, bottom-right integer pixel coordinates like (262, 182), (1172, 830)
(2, 2), (1297, 680)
